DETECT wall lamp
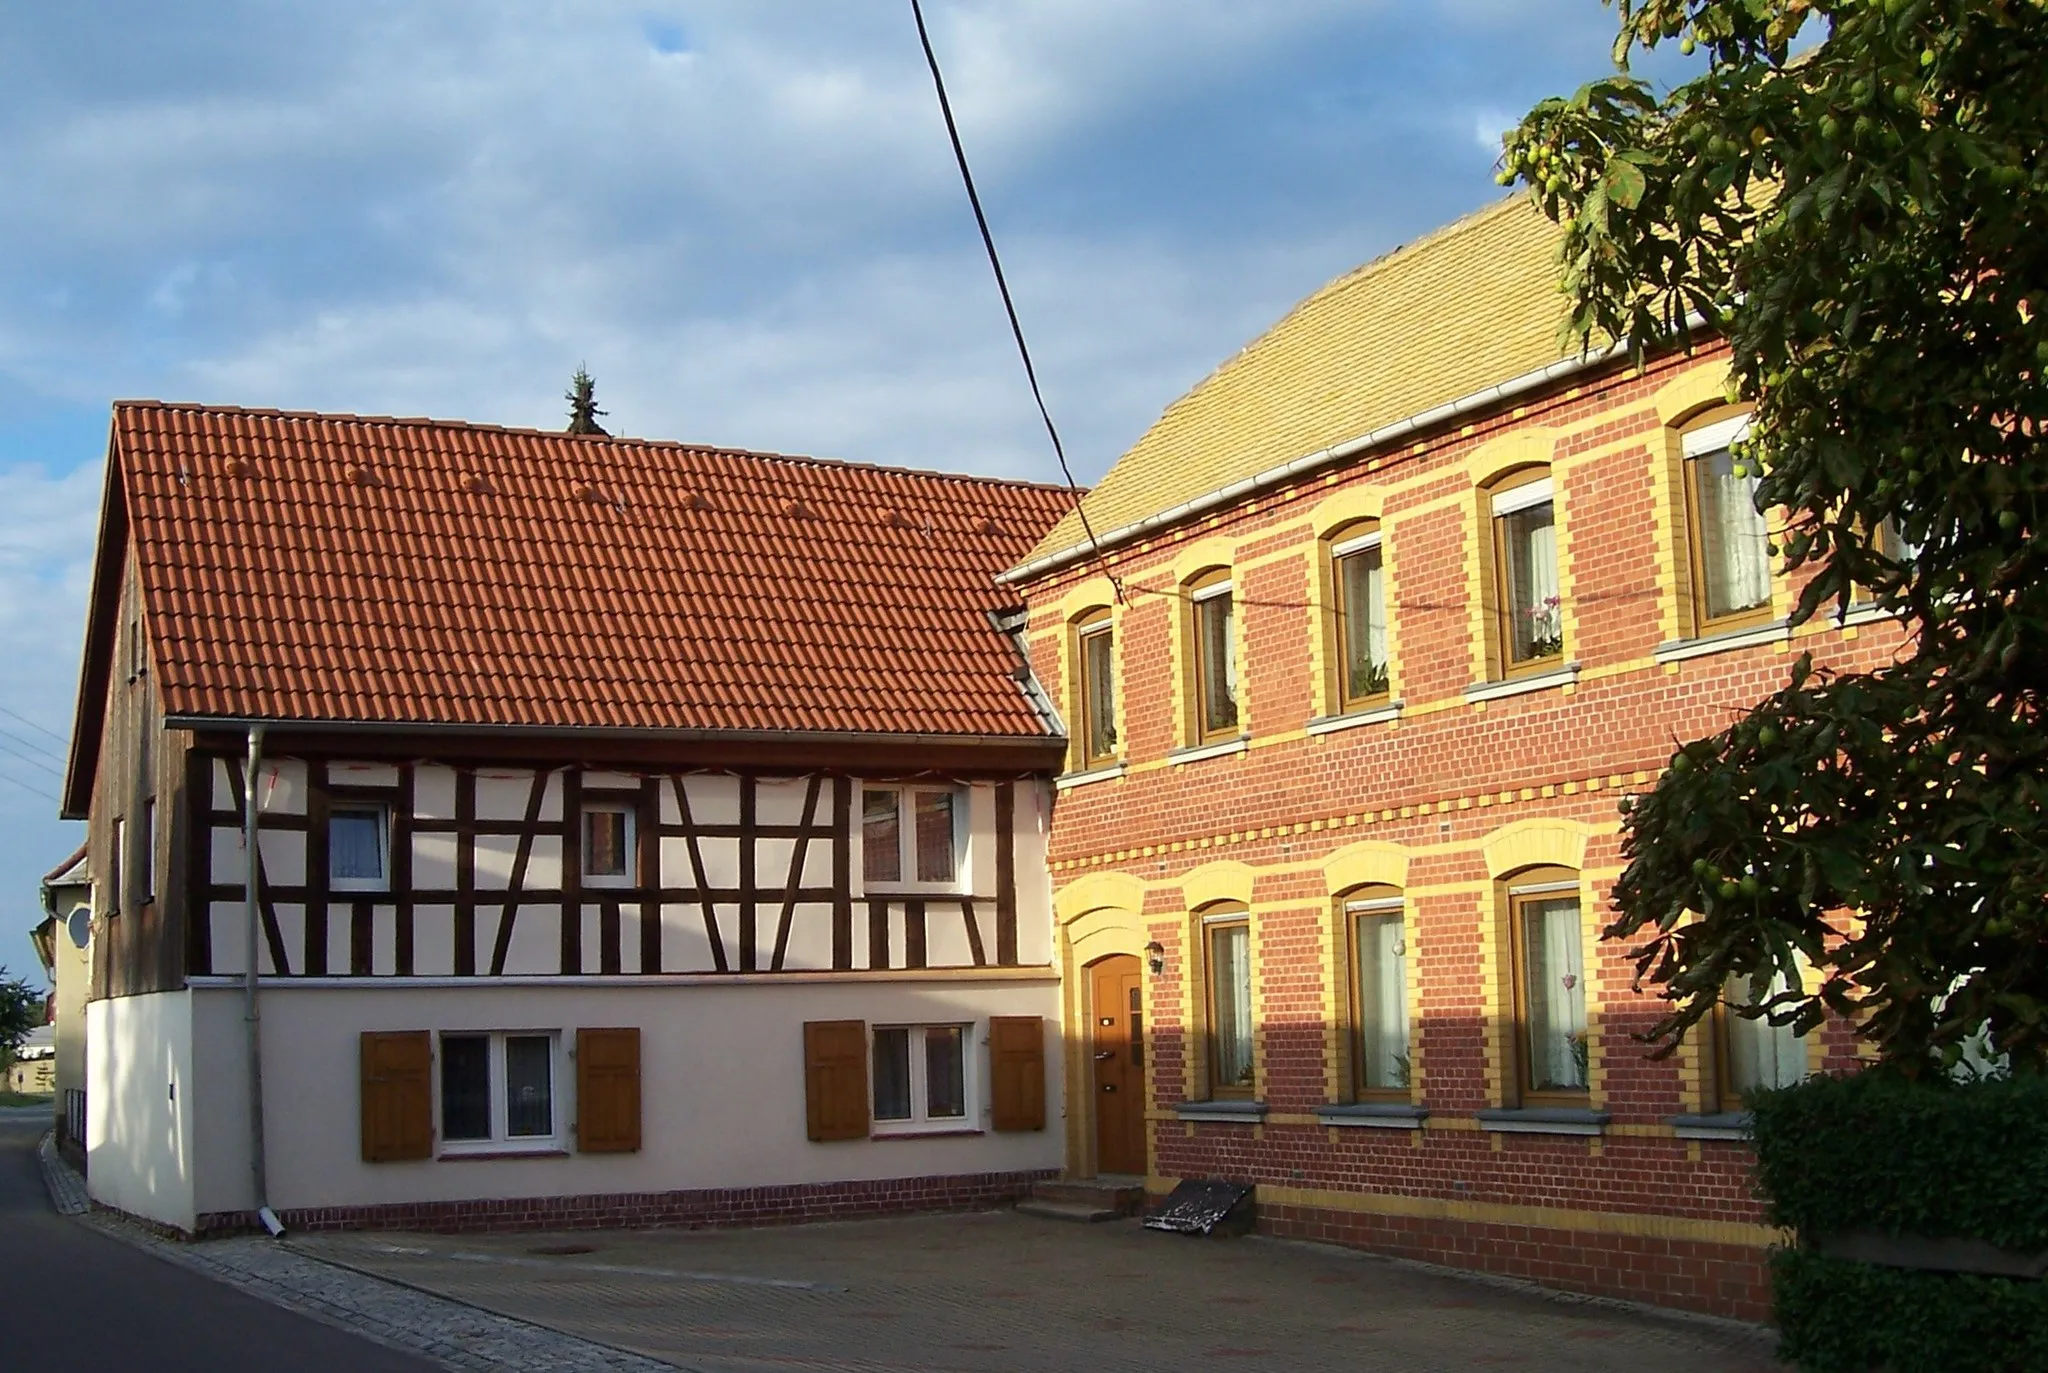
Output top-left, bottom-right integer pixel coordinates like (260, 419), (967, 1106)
(1144, 940), (1166, 975)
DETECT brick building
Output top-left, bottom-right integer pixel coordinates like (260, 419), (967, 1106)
(1005, 195), (1900, 1320)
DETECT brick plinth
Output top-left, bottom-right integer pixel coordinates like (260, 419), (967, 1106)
(1257, 1200), (1774, 1323)
(184, 1167), (1056, 1240)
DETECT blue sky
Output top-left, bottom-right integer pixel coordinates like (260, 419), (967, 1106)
(0, 1), (1661, 983)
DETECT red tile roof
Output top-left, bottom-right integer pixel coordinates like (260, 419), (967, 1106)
(107, 402), (1074, 739)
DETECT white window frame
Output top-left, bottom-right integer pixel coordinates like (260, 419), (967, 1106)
(869, 1021), (979, 1135)
(1348, 894), (1409, 1096)
(328, 803), (392, 894)
(858, 784), (969, 893)
(436, 1029), (563, 1155)
(579, 801), (637, 889)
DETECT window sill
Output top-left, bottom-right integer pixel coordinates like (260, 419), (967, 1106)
(1836, 601), (1900, 630)
(1475, 1107), (1609, 1137)
(1317, 1102), (1428, 1130)
(1654, 619), (1789, 665)
(436, 1147), (569, 1162)
(1464, 662), (1581, 705)
(582, 877), (637, 891)
(1167, 736), (1249, 767)
(1670, 1111), (1752, 1142)
(1306, 701), (1404, 737)
(1175, 1099), (1268, 1123)
(1055, 761), (1127, 791)
(870, 1125), (984, 1141)
(331, 884), (393, 897)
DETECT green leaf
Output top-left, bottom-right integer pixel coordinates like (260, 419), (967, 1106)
(1603, 158), (1648, 209)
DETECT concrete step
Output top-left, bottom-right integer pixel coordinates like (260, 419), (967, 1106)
(1024, 1179), (1145, 1215)
(1015, 1198), (1123, 1224)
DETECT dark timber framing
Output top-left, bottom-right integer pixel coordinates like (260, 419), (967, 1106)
(185, 755), (1032, 980)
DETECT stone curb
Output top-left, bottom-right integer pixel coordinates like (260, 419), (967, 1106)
(36, 1129), (89, 1216)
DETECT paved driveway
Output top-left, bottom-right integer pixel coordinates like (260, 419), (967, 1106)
(299, 1210), (1786, 1373)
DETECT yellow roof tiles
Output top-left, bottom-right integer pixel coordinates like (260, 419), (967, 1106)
(1019, 194), (1575, 569)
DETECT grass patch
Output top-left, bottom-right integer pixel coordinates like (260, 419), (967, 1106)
(0, 1091), (55, 1108)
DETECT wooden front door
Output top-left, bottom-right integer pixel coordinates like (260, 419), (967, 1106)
(1090, 954), (1146, 1175)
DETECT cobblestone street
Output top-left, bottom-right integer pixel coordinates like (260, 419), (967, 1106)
(294, 1211), (1787, 1373)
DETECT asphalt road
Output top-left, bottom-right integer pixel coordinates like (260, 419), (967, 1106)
(0, 1108), (441, 1372)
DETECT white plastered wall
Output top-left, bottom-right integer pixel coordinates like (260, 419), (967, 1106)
(187, 975), (1064, 1217)
(86, 990), (197, 1231)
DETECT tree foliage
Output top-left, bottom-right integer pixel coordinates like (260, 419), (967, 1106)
(1505, 0), (2048, 1074)
(0, 967), (41, 1061)
(565, 366), (609, 436)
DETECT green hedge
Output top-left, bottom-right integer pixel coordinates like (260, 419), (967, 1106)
(1748, 1070), (2048, 1251)
(1771, 1250), (2048, 1373)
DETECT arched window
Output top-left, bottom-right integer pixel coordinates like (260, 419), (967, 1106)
(1199, 902), (1254, 1098)
(1487, 468), (1563, 674)
(1343, 884), (1409, 1097)
(1071, 607), (1117, 767)
(1185, 568), (1238, 744)
(1682, 414), (1772, 632)
(1329, 522), (1390, 710)
(1505, 866), (1587, 1103)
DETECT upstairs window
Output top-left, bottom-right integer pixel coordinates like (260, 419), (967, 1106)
(1332, 525), (1390, 708)
(1508, 871), (1587, 1102)
(861, 786), (962, 888)
(1490, 472), (1562, 671)
(139, 797), (157, 905)
(329, 805), (390, 893)
(581, 802), (636, 887)
(1188, 571), (1238, 742)
(1684, 415), (1772, 630)
(1075, 610), (1118, 766)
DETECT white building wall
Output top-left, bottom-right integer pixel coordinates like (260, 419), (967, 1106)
(85, 990), (197, 1231)
(187, 974), (1063, 1218)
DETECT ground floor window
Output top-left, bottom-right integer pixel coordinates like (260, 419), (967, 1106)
(871, 1024), (970, 1130)
(1349, 892), (1410, 1094)
(440, 1031), (558, 1149)
(1721, 971), (1807, 1105)
(1204, 909), (1255, 1097)
(1510, 875), (1587, 1100)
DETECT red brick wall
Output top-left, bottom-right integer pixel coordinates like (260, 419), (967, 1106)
(1024, 344), (1898, 1319)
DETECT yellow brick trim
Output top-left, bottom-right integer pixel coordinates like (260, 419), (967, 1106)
(1255, 1183), (1785, 1250)
(1053, 870), (1147, 924)
(1320, 840), (1411, 895)
(1179, 860), (1258, 909)
(1480, 819), (1594, 879)
(1253, 1188), (1785, 1254)
(1653, 365), (1736, 428)
(1464, 427), (1565, 488)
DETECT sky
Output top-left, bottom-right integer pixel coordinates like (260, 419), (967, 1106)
(0, 0), (1667, 985)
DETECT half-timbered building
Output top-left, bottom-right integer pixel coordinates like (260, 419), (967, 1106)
(63, 401), (1071, 1235)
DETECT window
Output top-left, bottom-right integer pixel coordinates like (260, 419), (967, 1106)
(1348, 890), (1410, 1095)
(1189, 572), (1239, 741)
(871, 1024), (971, 1130)
(439, 1031), (557, 1150)
(1075, 611), (1118, 765)
(1509, 873), (1587, 1100)
(1204, 909), (1255, 1097)
(329, 804), (390, 892)
(1490, 471), (1563, 671)
(109, 817), (125, 918)
(140, 797), (156, 904)
(1719, 969), (1806, 1106)
(1684, 415), (1772, 629)
(861, 786), (962, 888)
(1333, 528), (1390, 707)
(581, 803), (635, 887)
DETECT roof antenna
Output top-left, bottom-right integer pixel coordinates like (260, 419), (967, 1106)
(565, 365), (610, 436)
(908, 0), (1123, 603)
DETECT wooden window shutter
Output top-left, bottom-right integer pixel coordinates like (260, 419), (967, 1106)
(989, 1015), (1046, 1132)
(576, 1027), (642, 1153)
(803, 1019), (870, 1142)
(360, 1031), (433, 1162)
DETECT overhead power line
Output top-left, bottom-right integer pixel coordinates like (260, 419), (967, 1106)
(907, 0), (1124, 604)
(0, 702), (69, 747)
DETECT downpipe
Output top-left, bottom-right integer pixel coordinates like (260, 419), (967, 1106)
(242, 723), (283, 1238)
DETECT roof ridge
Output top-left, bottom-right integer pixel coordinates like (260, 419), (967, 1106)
(110, 399), (1083, 496)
